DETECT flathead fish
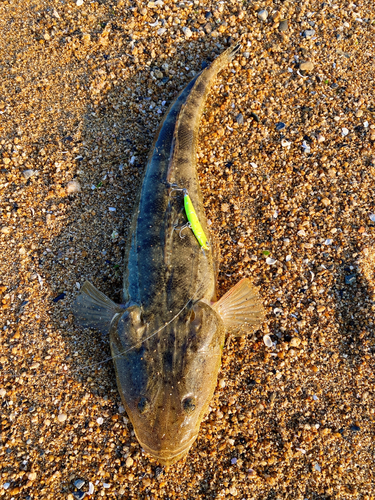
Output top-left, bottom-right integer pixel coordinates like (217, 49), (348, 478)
(73, 45), (264, 465)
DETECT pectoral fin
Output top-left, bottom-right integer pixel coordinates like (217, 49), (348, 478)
(72, 281), (124, 335)
(212, 278), (265, 336)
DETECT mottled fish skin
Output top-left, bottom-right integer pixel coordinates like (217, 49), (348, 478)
(112, 45), (242, 464)
(73, 45), (264, 466)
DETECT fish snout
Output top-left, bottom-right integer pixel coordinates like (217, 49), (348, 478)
(136, 431), (199, 466)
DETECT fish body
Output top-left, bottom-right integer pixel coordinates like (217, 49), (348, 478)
(73, 45), (264, 465)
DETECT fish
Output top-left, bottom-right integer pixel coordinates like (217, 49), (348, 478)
(73, 44), (265, 466)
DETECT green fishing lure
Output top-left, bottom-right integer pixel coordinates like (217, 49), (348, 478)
(183, 192), (209, 251)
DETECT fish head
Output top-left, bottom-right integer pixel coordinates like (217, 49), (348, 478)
(110, 300), (225, 465)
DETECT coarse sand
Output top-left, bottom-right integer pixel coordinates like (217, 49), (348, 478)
(1, 1), (375, 499)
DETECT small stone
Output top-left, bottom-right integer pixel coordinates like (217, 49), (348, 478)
(103, 483), (110, 488)
(182, 27), (193, 38)
(231, 457), (237, 464)
(205, 11), (212, 19)
(108, 207), (116, 212)
(22, 169), (37, 179)
(2, 157), (10, 165)
(290, 337), (301, 348)
(303, 29), (316, 38)
(278, 20), (288, 31)
(57, 413), (67, 423)
(350, 425), (360, 432)
(154, 70), (163, 79)
(74, 479), (85, 490)
(342, 127), (349, 136)
(66, 180), (81, 194)
(0, 389), (6, 397)
(219, 379), (226, 389)
(88, 483), (94, 495)
(76, 0), (84, 6)
(126, 457), (134, 467)
(72, 491), (85, 500)
(345, 274), (356, 285)
(314, 463), (321, 472)
(257, 10), (268, 21)
(3, 483), (10, 490)
(229, 485), (238, 496)
(356, 109), (363, 118)
(263, 335), (273, 348)
(235, 113), (244, 125)
(321, 197), (331, 207)
(28, 472), (37, 481)
(276, 122), (286, 131)
(300, 61), (314, 72)
(1, 227), (11, 234)
(96, 417), (104, 425)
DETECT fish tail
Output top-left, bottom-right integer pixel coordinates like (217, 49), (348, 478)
(167, 44), (241, 185)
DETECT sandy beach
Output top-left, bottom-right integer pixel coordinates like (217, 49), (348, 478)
(1, 0), (374, 498)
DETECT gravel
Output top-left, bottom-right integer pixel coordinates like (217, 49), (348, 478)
(1, 1), (375, 499)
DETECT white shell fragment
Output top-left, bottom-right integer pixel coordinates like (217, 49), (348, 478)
(263, 334), (273, 348)
(324, 238), (333, 245)
(266, 257), (277, 265)
(250, 162), (258, 169)
(369, 214), (375, 222)
(285, 255), (292, 262)
(342, 127), (349, 136)
(281, 139), (291, 148)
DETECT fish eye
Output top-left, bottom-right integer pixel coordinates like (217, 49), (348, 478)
(137, 397), (149, 414)
(182, 396), (196, 415)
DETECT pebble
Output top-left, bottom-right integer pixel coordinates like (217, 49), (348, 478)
(88, 483), (94, 495)
(108, 207), (116, 212)
(0, 389), (6, 397)
(96, 417), (104, 425)
(76, 0), (84, 5)
(74, 479), (85, 489)
(290, 337), (301, 348)
(22, 169), (37, 179)
(342, 128), (349, 136)
(66, 180), (81, 194)
(299, 61), (314, 72)
(235, 113), (244, 125)
(276, 122), (286, 131)
(72, 491), (85, 500)
(28, 472), (37, 481)
(182, 27), (193, 38)
(229, 485), (238, 496)
(278, 20), (288, 32)
(263, 335), (273, 348)
(369, 214), (375, 222)
(257, 10), (268, 21)
(126, 457), (134, 467)
(303, 29), (315, 38)
(2, 483), (10, 490)
(350, 425), (361, 432)
(314, 463), (322, 472)
(356, 109), (363, 118)
(57, 413), (67, 423)
(345, 274), (356, 285)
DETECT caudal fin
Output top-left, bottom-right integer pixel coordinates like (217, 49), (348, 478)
(72, 281), (123, 335)
(212, 278), (265, 336)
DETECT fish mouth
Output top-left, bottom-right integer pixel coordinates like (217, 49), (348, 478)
(137, 433), (198, 466)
